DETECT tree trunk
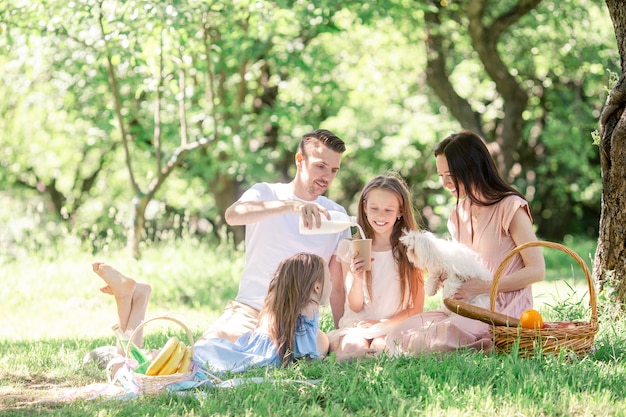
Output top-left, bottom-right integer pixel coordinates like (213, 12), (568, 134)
(423, 0), (540, 176)
(128, 196), (148, 259)
(594, 0), (626, 306)
(464, 0), (541, 176)
(423, 7), (485, 140)
(211, 170), (245, 244)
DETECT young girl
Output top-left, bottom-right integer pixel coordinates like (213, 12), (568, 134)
(327, 173), (425, 360)
(91, 252), (329, 374)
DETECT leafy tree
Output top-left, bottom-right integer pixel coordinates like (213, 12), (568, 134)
(98, 0), (358, 256)
(0, 2), (118, 225)
(383, 0), (611, 239)
(0, 0), (614, 256)
(1, 0), (355, 257)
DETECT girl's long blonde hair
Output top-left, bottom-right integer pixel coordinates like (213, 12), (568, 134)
(357, 173), (424, 310)
(260, 253), (325, 365)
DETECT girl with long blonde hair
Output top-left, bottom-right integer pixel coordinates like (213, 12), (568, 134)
(328, 173), (425, 360)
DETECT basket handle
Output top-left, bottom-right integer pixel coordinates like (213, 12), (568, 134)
(126, 316), (195, 359)
(489, 240), (597, 325)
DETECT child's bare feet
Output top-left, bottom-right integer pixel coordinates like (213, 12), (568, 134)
(133, 282), (152, 305)
(92, 262), (136, 298)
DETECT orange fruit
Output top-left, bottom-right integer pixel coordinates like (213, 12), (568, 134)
(519, 309), (544, 329)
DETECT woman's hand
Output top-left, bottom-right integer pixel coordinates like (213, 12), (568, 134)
(453, 277), (491, 302)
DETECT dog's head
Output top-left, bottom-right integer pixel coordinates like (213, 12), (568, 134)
(400, 229), (439, 270)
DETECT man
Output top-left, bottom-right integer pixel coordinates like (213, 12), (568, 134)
(200, 129), (349, 342)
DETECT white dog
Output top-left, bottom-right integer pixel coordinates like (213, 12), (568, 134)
(400, 229), (492, 309)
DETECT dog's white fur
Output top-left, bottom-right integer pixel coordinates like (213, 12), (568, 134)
(400, 229), (492, 309)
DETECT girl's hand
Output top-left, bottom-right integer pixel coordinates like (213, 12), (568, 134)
(350, 253), (366, 277)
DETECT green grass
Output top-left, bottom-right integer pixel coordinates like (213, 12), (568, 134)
(2, 235), (625, 416)
(544, 235), (596, 282)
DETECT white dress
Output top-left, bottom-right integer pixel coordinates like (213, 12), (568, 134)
(327, 239), (407, 343)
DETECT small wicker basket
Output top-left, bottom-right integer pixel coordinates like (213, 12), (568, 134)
(126, 316), (195, 395)
(490, 241), (598, 357)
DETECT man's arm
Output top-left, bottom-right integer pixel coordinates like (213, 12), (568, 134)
(225, 199), (330, 228)
(225, 200), (298, 226)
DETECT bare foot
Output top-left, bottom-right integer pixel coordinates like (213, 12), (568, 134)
(92, 262), (136, 298)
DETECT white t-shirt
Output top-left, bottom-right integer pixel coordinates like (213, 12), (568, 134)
(234, 182), (350, 310)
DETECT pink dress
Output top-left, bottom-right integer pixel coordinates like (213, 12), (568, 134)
(385, 195), (533, 354)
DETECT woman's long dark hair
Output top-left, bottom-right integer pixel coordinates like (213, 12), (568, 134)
(434, 130), (524, 206)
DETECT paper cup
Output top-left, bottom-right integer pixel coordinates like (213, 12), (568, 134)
(352, 238), (372, 271)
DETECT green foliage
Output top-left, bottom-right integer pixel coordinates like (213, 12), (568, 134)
(541, 281), (592, 322)
(504, 1), (612, 238)
(0, 0), (614, 249)
(543, 234), (596, 281)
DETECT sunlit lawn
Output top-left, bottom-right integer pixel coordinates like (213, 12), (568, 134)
(2, 235), (625, 416)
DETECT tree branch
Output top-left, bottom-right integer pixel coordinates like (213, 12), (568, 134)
(606, 0), (626, 73)
(154, 32), (164, 172)
(202, 13), (220, 141)
(97, 2), (141, 195)
(464, 0), (541, 172)
(144, 138), (213, 202)
(423, 5), (484, 137)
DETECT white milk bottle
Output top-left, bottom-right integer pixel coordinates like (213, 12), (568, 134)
(299, 210), (358, 235)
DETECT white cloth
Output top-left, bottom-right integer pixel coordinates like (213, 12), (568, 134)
(328, 239), (406, 342)
(235, 182), (349, 310)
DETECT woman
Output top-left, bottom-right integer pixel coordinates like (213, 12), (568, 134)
(386, 131), (545, 354)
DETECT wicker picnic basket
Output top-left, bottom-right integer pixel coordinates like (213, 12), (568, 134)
(126, 316), (195, 395)
(490, 241), (598, 357)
